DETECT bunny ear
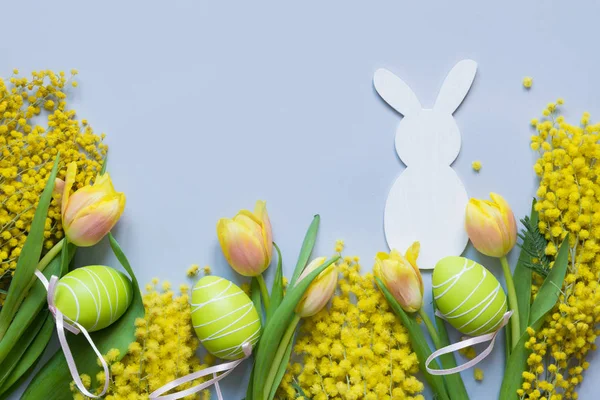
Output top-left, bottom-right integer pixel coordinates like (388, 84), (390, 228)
(374, 68), (422, 116)
(434, 59), (477, 114)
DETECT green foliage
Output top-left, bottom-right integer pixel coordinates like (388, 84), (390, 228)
(518, 215), (551, 277)
(500, 235), (570, 399)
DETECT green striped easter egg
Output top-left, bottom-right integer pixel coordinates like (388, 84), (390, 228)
(191, 276), (261, 360)
(433, 256), (507, 336)
(54, 265), (133, 332)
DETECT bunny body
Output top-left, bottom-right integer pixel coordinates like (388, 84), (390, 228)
(374, 60), (477, 269)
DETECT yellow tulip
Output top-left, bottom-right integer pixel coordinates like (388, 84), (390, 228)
(465, 193), (517, 258)
(61, 162), (126, 247)
(295, 257), (338, 317)
(374, 242), (423, 313)
(216, 200), (273, 277)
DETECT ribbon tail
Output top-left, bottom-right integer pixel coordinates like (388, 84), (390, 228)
(56, 313), (110, 398)
(425, 311), (513, 376)
(149, 343), (253, 400)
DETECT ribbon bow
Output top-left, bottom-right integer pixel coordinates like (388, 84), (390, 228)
(34, 270), (110, 398)
(149, 342), (253, 400)
(425, 310), (513, 375)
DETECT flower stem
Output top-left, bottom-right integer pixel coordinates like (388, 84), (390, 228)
(256, 273), (271, 312)
(38, 238), (65, 273)
(418, 308), (442, 350)
(24, 238), (65, 295)
(500, 255), (520, 350)
(263, 313), (301, 398)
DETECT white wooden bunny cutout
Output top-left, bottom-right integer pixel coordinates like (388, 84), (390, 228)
(374, 59), (477, 269)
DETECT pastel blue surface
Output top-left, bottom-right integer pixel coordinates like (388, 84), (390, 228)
(4, 0), (600, 398)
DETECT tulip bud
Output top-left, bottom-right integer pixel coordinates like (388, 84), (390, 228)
(465, 193), (517, 258)
(295, 257), (338, 317)
(374, 242), (424, 313)
(61, 162), (126, 247)
(217, 200), (273, 277)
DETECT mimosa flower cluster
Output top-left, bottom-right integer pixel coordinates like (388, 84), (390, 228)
(278, 254), (424, 400)
(521, 101), (600, 399)
(0, 69), (107, 303)
(71, 281), (212, 400)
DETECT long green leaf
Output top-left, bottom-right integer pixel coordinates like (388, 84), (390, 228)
(268, 331), (295, 400)
(100, 153), (108, 175)
(528, 236), (569, 326)
(267, 242), (284, 322)
(0, 310), (47, 387)
(499, 236), (569, 399)
(245, 364), (255, 400)
(0, 313), (54, 397)
(513, 199), (537, 336)
(433, 298), (469, 400)
(289, 215), (319, 287)
(0, 243), (73, 365)
(498, 331), (530, 399)
(377, 279), (449, 400)
(23, 234), (145, 399)
(251, 277), (265, 328)
(252, 255), (339, 399)
(0, 155), (60, 339)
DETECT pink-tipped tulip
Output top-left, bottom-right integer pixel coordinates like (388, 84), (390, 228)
(295, 257), (338, 317)
(216, 201), (273, 277)
(374, 242), (424, 313)
(61, 162), (126, 247)
(465, 193), (517, 258)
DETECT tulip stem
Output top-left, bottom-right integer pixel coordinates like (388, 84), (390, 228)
(257, 273), (271, 312)
(263, 313), (301, 398)
(24, 238), (65, 295)
(418, 308), (442, 350)
(500, 255), (520, 350)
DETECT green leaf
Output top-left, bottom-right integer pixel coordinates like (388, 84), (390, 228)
(513, 200), (537, 337)
(499, 235), (569, 399)
(251, 277), (265, 328)
(252, 255), (339, 399)
(267, 330), (295, 400)
(498, 331), (530, 399)
(517, 201), (551, 277)
(0, 313), (54, 397)
(0, 155), (60, 340)
(0, 310), (47, 387)
(23, 234), (145, 399)
(245, 365), (255, 400)
(289, 215), (319, 288)
(0, 243), (73, 365)
(377, 279), (449, 400)
(528, 235), (569, 327)
(267, 242), (284, 322)
(432, 298), (469, 400)
(100, 153), (108, 175)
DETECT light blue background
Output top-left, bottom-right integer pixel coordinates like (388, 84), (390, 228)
(4, 0), (600, 398)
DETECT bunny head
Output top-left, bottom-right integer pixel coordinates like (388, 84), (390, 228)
(373, 60), (477, 167)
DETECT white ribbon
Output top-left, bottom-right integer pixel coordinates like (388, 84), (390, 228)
(425, 310), (513, 375)
(34, 270), (110, 398)
(149, 342), (252, 400)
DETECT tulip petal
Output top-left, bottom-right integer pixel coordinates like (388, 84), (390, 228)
(217, 218), (266, 276)
(404, 241), (424, 293)
(490, 192), (517, 251)
(297, 265), (338, 317)
(93, 173), (117, 193)
(65, 195), (126, 247)
(61, 162), (77, 218)
(63, 186), (110, 228)
(297, 257), (327, 283)
(254, 200), (273, 261)
(465, 199), (506, 257)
